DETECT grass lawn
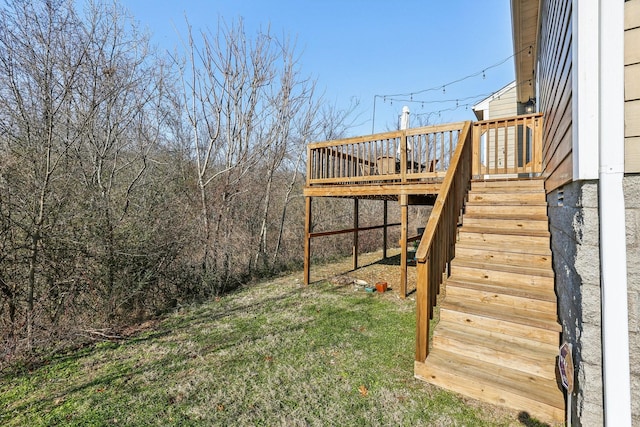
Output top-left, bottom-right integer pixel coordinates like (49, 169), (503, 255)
(1, 251), (535, 426)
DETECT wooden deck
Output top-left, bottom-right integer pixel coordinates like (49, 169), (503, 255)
(303, 113), (562, 423)
(305, 122), (465, 197)
(303, 121), (470, 296)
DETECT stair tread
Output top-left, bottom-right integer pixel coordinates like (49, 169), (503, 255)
(441, 297), (561, 332)
(454, 245), (553, 267)
(434, 320), (558, 355)
(451, 256), (554, 278)
(465, 200), (548, 207)
(463, 212), (549, 221)
(432, 322), (559, 379)
(439, 307), (560, 346)
(445, 285), (558, 317)
(449, 263), (554, 288)
(464, 206), (549, 217)
(447, 269), (555, 286)
(462, 217), (549, 230)
(468, 191), (546, 199)
(455, 240), (552, 256)
(468, 188), (545, 195)
(471, 179), (545, 188)
(418, 349), (564, 411)
(459, 226), (550, 238)
(445, 277), (557, 303)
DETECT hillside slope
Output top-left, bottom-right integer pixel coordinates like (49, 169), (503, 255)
(1, 250), (540, 426)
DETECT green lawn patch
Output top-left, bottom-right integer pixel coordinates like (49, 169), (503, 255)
(1, 273), (523, 426)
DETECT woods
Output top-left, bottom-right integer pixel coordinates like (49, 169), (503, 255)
(0, 0), (365, 361)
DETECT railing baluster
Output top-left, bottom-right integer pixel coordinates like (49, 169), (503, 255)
(503, 121), (508, 174)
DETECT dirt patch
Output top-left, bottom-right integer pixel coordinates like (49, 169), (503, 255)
(306, 247), (418, 301)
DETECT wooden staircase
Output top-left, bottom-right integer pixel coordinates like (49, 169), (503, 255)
(414, 178), (565, 424)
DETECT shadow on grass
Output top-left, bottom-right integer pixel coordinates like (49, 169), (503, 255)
(371, 253), (402, 266)
(518, 411), (552, 427)
(3, 285), (317, 421)
(310, 252), (418, 297)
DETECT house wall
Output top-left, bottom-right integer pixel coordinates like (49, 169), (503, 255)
(626, 3), (640, 425)
(548, 177), (640, 427)
(486, 88), (518, 170)
(545, 2), (640, 425)
(539, 0), (573, 193)
(626, 175), (640, 426)
(539, 0), (602, 425)
(547, 181), (603, 426)
(626, 0), (640, 172)
(486, 86), (517, 119)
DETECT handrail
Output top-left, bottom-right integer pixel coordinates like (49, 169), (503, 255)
(306, 122), (466, 186)
(414, 121), (473, 362)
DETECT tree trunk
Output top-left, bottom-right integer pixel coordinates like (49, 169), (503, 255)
(273, 148), (304, 264)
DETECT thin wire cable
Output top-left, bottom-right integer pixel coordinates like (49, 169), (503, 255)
(374, 45), (532, 100)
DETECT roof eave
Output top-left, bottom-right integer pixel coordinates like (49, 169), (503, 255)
(511, 0), (541, 104)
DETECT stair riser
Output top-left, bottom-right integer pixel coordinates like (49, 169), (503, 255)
(464, 204), (548, 216)
(419, 349), (565, 407)
(415, 362), (564, 424)
(462, 217), (549, 231)
(450, 258), (554, 278)
(457, 232), (550, 253)
(467, 193), (546, 204)
(439, 309), (560, 346)
(431, 334), (558, 380)
(450, 265), (554, 288)
(471, 180), (545, 190)
(437, 320), (559, 355)
(446, 286), (557, 314)
(446, 279), (556, 305)
(454, 246), (552, 268)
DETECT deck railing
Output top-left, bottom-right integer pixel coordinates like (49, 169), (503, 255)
(306, 122), (466, 186)
(472, 113), (543, 177)
(414, 121), (473, 363)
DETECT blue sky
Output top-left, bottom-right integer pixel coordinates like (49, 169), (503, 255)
(121, 1), (515, 137)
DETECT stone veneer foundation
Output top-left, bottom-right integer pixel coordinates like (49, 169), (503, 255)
(547, 175), (640, 426)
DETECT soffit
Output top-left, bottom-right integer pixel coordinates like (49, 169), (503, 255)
(511, 0), (541, 103)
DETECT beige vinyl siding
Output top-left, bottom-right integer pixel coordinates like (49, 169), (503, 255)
(475, 86), (519, 171)
(484, 86), (518, 170)
(538, 0), (573, 192)
(626, 0), (640, 172)
(487, 87), (518, 119)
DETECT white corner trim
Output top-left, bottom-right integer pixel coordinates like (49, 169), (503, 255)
(572, 0), (599, 180)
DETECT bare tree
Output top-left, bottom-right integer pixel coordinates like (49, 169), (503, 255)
(0, 0), (359, 360)
(251, 37), (320, 271)
(173, 18), (323, 291)
(0, 0), (175, 352)
(0, 0), (94, 349)
(71, 0), (165, 320)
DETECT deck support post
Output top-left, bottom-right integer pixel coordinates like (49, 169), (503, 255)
(400, 194), (408, 299)
(415, 260), (428, 361)
(304, 196), (312, 285)
(353, 198), (359, 270)
(383, 200), (388, 259)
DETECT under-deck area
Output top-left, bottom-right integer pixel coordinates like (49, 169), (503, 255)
(303, 122), (466, 296)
